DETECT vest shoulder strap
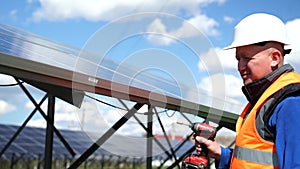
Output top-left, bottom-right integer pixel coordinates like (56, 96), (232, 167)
(262, 83), (300, 141)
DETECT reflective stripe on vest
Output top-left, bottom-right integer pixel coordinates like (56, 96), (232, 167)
(233, 145), (279, 166)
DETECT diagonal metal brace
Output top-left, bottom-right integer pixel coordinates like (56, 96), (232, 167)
(15, 78), (76, 157)
(0, 94), (47, 158)
(68, 102), (144, 169)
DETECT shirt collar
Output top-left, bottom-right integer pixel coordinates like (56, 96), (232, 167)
(242, 64), (294, 104)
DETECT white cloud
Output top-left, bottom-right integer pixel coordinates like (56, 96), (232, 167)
(25, 99), (80, 129)
(187, 14), (219, 36)
(0, 74), (16, 85)
(53, 101), (79, 127)
(198, 73), (243, 99)
(224, 16), (234, 23)
(196, 47), (245, 112)
(223, 74), (244, 99)
(30, 0), (225, 22)
(216, 47), (237, 70)
(146, 14), (219, 45)
(196, 46), (246, 114)
(285, 18), (300, 72)
(146, 19), (174, 45)
(29, 0), (222, 47)
(0, 100), (16, 115)
(197, 73), (245, 113)
(25, 99), (46, 110)
(9, 9), (18, 16)
(73, 96), (127, 133)
(27, 118), (47, 128)
(198, 47), (237, 72)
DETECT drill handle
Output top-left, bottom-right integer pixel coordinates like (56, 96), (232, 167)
(194, 137), (208, 157)
(200, 143), (208, 157)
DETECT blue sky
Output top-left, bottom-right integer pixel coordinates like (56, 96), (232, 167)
(2, 0), (299, 49)
(1, 0), (300, 137)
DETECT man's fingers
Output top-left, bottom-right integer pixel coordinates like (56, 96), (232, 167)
(195, 136), (209, 145)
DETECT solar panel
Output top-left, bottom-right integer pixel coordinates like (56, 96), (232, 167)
(0, 23), (182, 98)
(0, 24), (79, 70)
(0, 24), (239, 130)
(0, 124), (194, 162)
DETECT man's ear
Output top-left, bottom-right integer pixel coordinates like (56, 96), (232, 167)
(271, 49), (283, 68)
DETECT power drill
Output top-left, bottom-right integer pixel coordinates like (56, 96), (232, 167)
(178, 122), (216, 169)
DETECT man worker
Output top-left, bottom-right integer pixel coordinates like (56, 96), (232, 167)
(195, 13), (300, 169)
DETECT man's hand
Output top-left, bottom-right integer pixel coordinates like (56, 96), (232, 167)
(194, 136), (222, 160)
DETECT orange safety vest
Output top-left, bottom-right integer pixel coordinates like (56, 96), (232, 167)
(230, 72), (300, 169)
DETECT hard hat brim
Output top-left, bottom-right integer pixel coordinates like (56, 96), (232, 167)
(224, 42), (292, 55)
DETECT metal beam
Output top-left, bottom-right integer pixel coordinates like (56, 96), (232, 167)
(146, 105), (153, 169)
(44, 94), (55, 169)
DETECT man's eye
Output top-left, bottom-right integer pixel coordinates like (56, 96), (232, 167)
(236, 56), (251, 62)
(244, 57), (251, 61)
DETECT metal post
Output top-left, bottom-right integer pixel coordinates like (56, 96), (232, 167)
(146, 105), (153, 169)
(10, 153), (15, 169)
(44, 94), (55, 169)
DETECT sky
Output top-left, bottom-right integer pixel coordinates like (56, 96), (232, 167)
(1, 0), (300, 139)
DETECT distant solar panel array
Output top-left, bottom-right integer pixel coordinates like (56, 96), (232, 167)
(0, 124), (102, 160)
(0, 124), (194, 162)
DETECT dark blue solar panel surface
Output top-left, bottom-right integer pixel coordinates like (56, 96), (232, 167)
(0, 124), (194, 161)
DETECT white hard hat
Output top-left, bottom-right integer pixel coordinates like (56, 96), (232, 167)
(225, 13), (291, 53)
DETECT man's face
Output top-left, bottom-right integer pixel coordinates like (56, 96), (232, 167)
(235, 44), (274, 85)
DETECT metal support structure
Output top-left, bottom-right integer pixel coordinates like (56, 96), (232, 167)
(10, 153), (15, 169)
(146, 105), (153, 169)
(0, 78), (75, 169)
(117, 99), (176, 167)
(68, 103), (144, 169)
(37, 154), (42, 169)
(154, 108), (180, 169)
(159, 133), (194, 168)
(44, 94), (55, 169)
(15, 78), (75, 156)
(0, 94), (48, 158)
(119, 101), (188, 168)
(0, 78), (231, 169)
